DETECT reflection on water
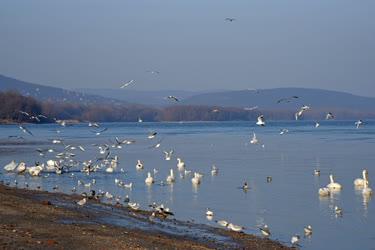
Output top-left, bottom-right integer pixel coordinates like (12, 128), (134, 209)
(0, 120), (375, 250)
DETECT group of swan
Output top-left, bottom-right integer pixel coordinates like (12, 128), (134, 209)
(319, 170), (372, 197)
(4, 160), (45, 176)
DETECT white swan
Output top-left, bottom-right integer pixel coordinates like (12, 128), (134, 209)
(28, 165), (43, 176)
(354, 169), (368, 187)
(166, 169), (175, 183)
(177, 158), (185, 171)
(318, 187), (330, 197)
(136, 160), (144, 170)
(4, 160), (17, 172)
(362, 180), (373, 196)
(191, 172), (201, 185)
(145, 172), (154, 185)
(327, 174), (342, 190)
(16, 162), (26, 174)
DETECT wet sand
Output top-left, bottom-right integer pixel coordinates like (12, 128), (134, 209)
(0, 184), (292, 250)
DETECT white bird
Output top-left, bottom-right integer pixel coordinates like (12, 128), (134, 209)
(327, 174), (342, 190)
(136, 160), (144, 170)
(211, 165), (219, 176)
(105, 192), (113, 199)
(318, 187), (330, 197)
(227, 223), (244, 232)
(167, 95), (179, 102)
(77, 198), (87, 206)
(128, 202), (140, 210)
(295, 105), (310, 120)
(362, 180), (373, 196)
(164, 150), (173, 161)
(19, 125), (33, 136)
(216, 220), (229, 227)
(148, 132), (157, 139)
(326, 112), (334, 120)
(279, 128), (289, 135)
(354, 169), (368, 187)
(291, 235), (300, 245)
(145, 172), (154, 185)
(120, 80), (135, 88)
(28, 165), (43, 176)
(206, 208), (214, 217)
(16, 162), (26, 174)
(191, 172), (202, 185)
(250, 133), (259, 144)
(177, 158), (185, 171)
(4, 160), (17, 172)
(355, 119), (364, 129)
(304, 225), (313, 236)
(314, 169), (321, 176)
(105, 166), (114, 173)
(259, 225), (271, 237)
(124, 182), (133, 189)
(334, 206), (343, 216)
(315, 122), (320, 128)
(166, 169), (175, 183)
(256, 115), (266, 126)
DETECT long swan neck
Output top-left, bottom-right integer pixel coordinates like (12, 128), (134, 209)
(329, 175), (334, 183)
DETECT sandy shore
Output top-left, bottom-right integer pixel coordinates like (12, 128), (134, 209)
(0, 184), (292, 250)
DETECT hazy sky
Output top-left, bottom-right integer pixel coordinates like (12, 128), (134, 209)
(0, 0), (374, 96)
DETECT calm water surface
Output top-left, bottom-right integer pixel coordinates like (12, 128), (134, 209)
(1, 121), (374, 250)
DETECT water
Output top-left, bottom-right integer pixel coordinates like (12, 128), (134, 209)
(1, 120), (375, 249)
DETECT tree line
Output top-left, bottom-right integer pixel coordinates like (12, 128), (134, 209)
(0, 91), (373, 124)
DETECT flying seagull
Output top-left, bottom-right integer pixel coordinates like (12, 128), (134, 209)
(19, 125), (33, 136)
(355, 119), (364, 129)
(256, 115), (266, 126)
(167, 96), (179, 102)
(277, 96), (299, 104)
(225, 17), (236, 22)
(326, 112), (334, 120)
(120, 80), (135, 88)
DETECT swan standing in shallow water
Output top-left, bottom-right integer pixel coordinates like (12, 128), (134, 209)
(16, 162), (26, 174)
(327, 174), (342, 190)
(362, 180), (373, 196)
(4, 160), (17, 172)
(191, 172), (202, 185)
(166, 169), (175, 183)
(136, 160), (144, 170)
(354, 169), (368, 187)
(145, 172), (154, 185)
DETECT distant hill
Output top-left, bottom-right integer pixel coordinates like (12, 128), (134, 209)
(0, 74), (127, 105)
(181, 88), (375, 112)
(76, 88), (202, 106)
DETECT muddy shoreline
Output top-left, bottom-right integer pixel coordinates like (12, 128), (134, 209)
(0, 184), (292, 249)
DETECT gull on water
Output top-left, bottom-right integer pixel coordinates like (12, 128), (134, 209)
(315, 122), (320, 128)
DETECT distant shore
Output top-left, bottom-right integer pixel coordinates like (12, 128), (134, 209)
(0, 184), (291, 250)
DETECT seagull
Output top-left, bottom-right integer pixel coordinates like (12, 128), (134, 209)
(225, 17), (236, 22)
(355, 120), (363, 129)
(19, 125), (33, 136)
(277, 96), (299, 103)
(304, 225), (313, 236)
(128, 202), (140, 210)
(211, 165), (219, 176)
(256, 115), (265, 126)
(291, 235), (300, 245)
(148, 132), (157, 139)
(177, 158), (185, 171)
(146, 70), (160, 74)
(242, 182), (249, 191)
(279, 128), (289, 135)
(216, 220), (229, 227)
(167, 96), (179, 102)
(227, 223), (244, 232)
(314, 169), (321, 176)
(77, 198), (87, 206)
(88, 122), (100, 128)
(243, 106), (258, 111)
(334, 206), (343, 216)
(315, 122), (320, 128)
(259, 225), (271, 237)
(250, 133), (259, 144)
(206, 208), (214, 217)
(295, 105), (310, 120)
(326, 112), (334, 120)
(91, 128), (108, 136)
(164, 150), (174, 161)
(120, 80), (135, 88)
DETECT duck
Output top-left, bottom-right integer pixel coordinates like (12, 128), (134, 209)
(314, 169), (321, 176)
(145, 172), (154, 185)
(327, 174), (342, 190)
(242, 182), (249, 191)
(136, 160), (144, 170)
(304, 225), (313, 236)
(77, 198), (87, 206)
(362, 180), (373, 196)
(28, 164), (43, 176)
(177, 158), (185, 171)
(354, 169), (368, 187)
(4, 160), (17, 172)
(166, 169), (175, 183)
(334, 206), (343, 216)
(318, 187), (330, 197)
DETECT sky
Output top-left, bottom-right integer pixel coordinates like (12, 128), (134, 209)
(0, 0), (374, 96)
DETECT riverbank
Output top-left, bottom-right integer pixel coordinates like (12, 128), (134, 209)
(0, 184), (291, 250)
